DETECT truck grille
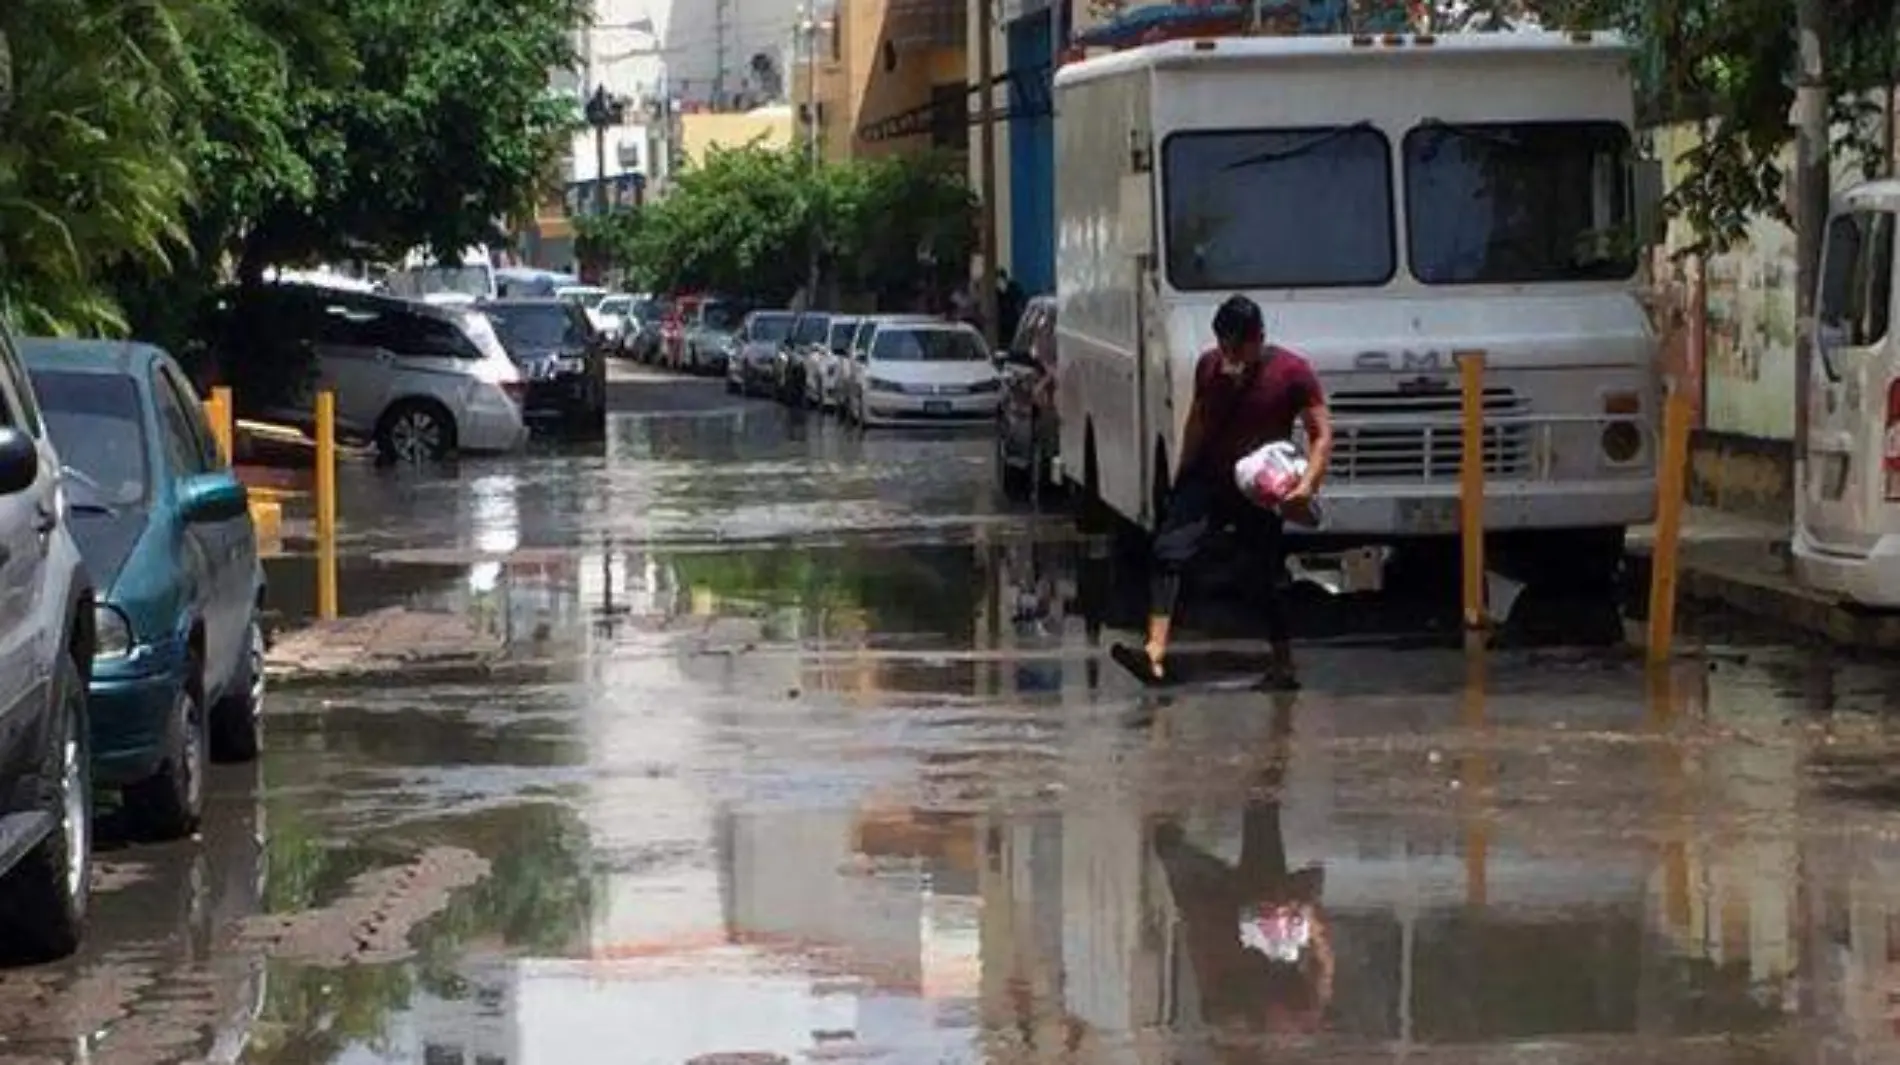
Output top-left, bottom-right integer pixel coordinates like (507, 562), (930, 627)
(1328, 387), (1532, 482)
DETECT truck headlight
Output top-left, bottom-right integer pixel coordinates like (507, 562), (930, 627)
(95, 603), (134, 660)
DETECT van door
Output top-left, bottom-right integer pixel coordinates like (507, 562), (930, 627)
(311, 295), (398, 437)
(1803, 207), (1898, 557)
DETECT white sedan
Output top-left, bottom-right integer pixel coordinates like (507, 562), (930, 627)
(844, 321), (1002, 427)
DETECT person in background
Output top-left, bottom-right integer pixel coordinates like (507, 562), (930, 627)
(1111, 294), (1333, 691)
(997, 269), (1027, 344)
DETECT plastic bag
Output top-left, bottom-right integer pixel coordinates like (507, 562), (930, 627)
(1234, 440), (1323, 526)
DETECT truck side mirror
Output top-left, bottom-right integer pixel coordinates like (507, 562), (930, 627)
(1632, 158), (1666, 247)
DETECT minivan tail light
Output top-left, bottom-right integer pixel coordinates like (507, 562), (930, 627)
(1886, 379), (1900, 500)
(502, 380), (527, 408)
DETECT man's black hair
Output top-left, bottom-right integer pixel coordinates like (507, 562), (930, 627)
(1213, 294), (1265, 344)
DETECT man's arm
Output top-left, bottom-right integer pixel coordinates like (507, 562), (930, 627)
(1297, 399), (1333, 494)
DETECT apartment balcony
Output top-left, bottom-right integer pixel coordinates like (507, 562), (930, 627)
(886, 0), (966, 52)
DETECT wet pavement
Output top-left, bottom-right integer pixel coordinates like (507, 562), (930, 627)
(11, 369), (1900, 1063)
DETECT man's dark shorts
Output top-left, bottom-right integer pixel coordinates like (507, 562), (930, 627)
(1153, 466), (1287, 576)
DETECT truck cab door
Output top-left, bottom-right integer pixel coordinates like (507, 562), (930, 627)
(1802, 207), (1898, 554)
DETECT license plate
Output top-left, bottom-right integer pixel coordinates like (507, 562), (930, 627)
(1395, 498), (1461, 535)
(923, 400), (952, 414)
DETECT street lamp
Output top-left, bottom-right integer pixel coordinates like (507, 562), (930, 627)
(584, 84), (629, 216)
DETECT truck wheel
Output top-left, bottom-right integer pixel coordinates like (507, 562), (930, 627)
(0, 653), (92, 963)
(998, 429), (1031, 501)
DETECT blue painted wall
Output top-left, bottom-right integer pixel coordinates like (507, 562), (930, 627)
(1005, 11), (1055, 296)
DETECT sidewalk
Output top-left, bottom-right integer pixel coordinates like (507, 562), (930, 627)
(1628, 507), (1900, 650)
(266, 606), (507, 686)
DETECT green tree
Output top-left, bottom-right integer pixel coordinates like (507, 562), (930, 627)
(2, 0), (582, 341)
(0, 0), (197, 334)
(1450, 0), (1900, 254)
(610, 145), (977, 307)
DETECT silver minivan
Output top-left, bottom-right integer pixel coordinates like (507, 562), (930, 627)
(211, 284), (528, 463)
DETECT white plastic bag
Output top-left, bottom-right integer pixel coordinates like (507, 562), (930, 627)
(1234, 440), (1323, 526)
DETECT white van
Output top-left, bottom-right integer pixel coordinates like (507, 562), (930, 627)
(1794, 181), (1900, 605)
(1052, 32), (1665, 586)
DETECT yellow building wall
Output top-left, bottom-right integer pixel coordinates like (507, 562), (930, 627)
(795, 0), (967, 161)
(678, 109), (796, 170)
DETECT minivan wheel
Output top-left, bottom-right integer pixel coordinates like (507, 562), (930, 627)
(0, 653), (92, 963)
(129, 662), (206, 840)
(376, 399), (456, 463)
(211, 617), (265, 764)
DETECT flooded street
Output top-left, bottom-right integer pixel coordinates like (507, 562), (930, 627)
(8, 371), (1900, 1064)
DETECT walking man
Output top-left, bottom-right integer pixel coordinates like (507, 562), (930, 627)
(1112, 294), (1333, 691)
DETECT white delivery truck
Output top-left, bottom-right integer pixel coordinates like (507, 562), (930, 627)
(1052, 31), (1664, 585)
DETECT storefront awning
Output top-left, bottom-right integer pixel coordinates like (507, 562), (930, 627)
(1073, 2), (1246, 47)
(856, 63), (1053, 144)
(1074, 0), (1418, 47)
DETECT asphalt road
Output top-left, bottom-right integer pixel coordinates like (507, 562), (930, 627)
(3, 365), (1898, 1065)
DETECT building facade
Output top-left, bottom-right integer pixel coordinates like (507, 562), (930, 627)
(795, 0), (970, 162)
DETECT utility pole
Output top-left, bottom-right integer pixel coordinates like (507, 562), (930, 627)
(1793, 0), (1828, 500)
(977, 0), (1000, 349)
(714, 0), (731, 108)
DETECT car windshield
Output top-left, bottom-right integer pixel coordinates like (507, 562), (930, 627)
(598, 297), (632, 315)
(633, 299), (664, 321)
(1163, 124), (1394, 290)
(828, 318), (860, 352)
(792, 314), (831, 345)
(27, 371), (147, 507)
(483, 304), (589, 352)
(701, 302), (744, 331)
(1404, 120), (1637, 284)
(747, 313), (794, 342)
(871, 328), (987, 362)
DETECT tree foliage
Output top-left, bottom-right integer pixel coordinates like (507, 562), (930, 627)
(598, 146), (977, 307)
(1, 0), (582, 339)
(1454, 0), (1900, 255)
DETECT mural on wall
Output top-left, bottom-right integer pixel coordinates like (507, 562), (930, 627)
(1654, 116), (1891, 443)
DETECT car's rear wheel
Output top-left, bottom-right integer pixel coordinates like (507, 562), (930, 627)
(211, 616), (265, 764)
(0, 652), (91, 963)
(128, 657), (206, 840)
(376, 399), (456, 463)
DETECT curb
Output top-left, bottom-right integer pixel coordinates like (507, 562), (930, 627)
(1627, 542), (1900, 650)
(266, 655), (565, 690)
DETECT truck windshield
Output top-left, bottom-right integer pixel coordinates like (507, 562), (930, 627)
(1163, 125), (1394, 290)
(1404, 120), (1637, 285)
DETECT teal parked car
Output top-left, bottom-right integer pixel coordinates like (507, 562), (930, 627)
(20, 340), (267, 840)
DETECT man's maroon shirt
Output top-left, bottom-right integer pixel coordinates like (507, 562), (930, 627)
(1190, 344), (1325, 477)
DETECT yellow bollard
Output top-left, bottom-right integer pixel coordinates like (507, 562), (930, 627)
(1456, 351), (1487, 630)
(1461, 635), (1489, 907)
(315, 391), (338, 621)
(1645, 664), (1691, 933)
(210, 386), (235, 465)
(1646, 383), (1693, 664)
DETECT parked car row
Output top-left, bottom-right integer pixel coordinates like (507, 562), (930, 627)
(0, 317), (266, 963)
(613, 291), (1061, 501)
(197, 282), (610, 463)
(719, 308), (1013, 430)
